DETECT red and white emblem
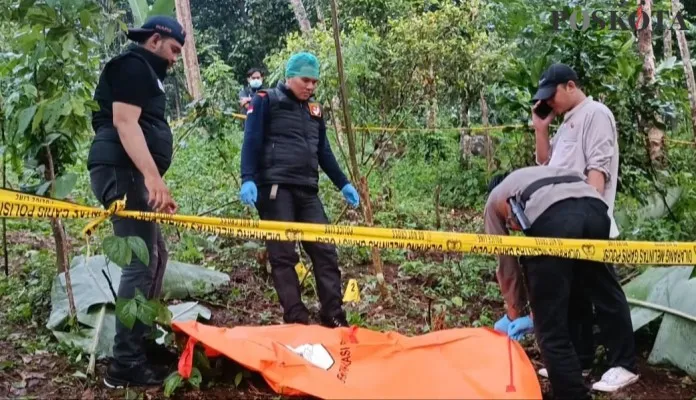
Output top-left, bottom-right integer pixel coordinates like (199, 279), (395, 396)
(309, 103), (321, 117)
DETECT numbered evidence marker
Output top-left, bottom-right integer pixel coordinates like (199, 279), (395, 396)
(295, 262), (311, 282)
(342, 279), (360, 303)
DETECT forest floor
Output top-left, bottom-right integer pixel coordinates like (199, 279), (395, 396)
(1, 227), (696, 400)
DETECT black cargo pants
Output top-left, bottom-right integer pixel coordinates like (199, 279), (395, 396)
(521, 198), (636, 400)
(89, 165), (168, 367)
(255, 184), (345, 324)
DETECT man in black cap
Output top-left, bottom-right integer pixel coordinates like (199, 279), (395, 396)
(494, 62), (629, 393)
(87, 15), (185, 388)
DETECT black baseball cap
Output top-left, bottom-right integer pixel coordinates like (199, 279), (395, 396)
(531, 63), (579, 102)
(127, 16), (186, 46)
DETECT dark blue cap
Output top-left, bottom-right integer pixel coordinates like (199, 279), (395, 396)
(127, 16), (186, 46)
(532, 63), (579, 102)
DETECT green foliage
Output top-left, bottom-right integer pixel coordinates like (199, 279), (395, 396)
(127, 236), (150, 265)
(0, 0), (119, 197)
(399, 256), (499, 304)
(115, 289), (171, 329)
(103, 235), (150, 267)
(266, 0), (508, 129)
(163, 364), (204, 396)
(0, 248), (55, 325)
(164, 371), (184, 397)
(128, 0), (175, 26)
(115, 294), (138, 329)
(191, 0), (299, 83)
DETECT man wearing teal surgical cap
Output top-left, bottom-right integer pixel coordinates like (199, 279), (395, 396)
(239, 51), (359, 327)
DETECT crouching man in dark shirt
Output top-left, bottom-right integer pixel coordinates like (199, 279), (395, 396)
(239, 52), (360, 327)
(484, 166), (638, 398)
(86, 16), (184, 388)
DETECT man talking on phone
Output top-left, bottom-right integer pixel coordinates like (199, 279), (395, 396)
(493, 63), (628, 392)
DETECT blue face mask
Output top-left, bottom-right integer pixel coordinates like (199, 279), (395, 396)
(249, 79), (262, 89)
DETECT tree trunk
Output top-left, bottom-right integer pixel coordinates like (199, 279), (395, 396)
(426, 63), (437, 129)
(289, 0), (312, 34)
(316, 0), (325, 26)
(175, 0), (203, 101)
(458, 100), (470, 164)
(637, 0), (665, 165)
(43, 146), (76, 319)
(330, 96), (345, 148)
(434, 184), (441, 230)
(1, 118), (7, 276)
(672, 0), (696, 139)
(329, 0), (390, 301)
(638, 0), (656, 85)
(480, 89), (492, 172)
(173, 74), (182, 119)
(663, 25), (673, 58)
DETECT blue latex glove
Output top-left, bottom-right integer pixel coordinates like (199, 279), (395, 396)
(240, 181), (257, 205)
(494, 315), (512, 334)
(341, 183), (360, 207)
(508, 315), (534, 341)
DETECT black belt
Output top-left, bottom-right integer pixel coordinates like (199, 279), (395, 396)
(509, 175), (585, 231)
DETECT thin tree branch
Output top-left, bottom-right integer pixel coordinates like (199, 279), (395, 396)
(627, 297), (696, 324)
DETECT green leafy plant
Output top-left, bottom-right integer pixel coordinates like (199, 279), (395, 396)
(102, 235), (173, 329)
(103, 235), (150, 267)
(163, 349), (209, 397)
(128, 0), (175, 27)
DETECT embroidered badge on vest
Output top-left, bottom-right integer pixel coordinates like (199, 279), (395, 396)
(309, 102), (322, 118)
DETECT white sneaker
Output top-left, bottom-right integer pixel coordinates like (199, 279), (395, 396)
(592, 367), (639, 392)
(537, 367), (591, 378)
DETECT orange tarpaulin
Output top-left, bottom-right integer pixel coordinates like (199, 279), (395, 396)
(172, 321), (542, 399)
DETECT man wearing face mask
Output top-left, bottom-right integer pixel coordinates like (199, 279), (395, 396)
(239, 52), (360, 327)
(239, 68), (265, 112)
(87, 16), (183, 388)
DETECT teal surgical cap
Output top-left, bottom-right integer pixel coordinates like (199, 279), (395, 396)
(285, 52), (320, 80)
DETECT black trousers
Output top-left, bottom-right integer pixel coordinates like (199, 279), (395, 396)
(255, 184), (345, 323)
(89, 166), (168, 366)
(568, 274), (596, 369)
(521, 198), (636, 400)
(520, 261), (595, 370)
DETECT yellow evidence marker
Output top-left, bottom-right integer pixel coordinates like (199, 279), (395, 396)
(342, 279), (360, 303)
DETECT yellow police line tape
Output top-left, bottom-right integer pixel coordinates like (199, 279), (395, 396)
(178, 113), (696, 144)
(2, 188), (694, 266)
(207, 112), (527, 133)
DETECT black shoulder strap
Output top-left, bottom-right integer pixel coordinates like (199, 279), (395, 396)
(263, 88), (283, 105)
(520, 175), (584, 204)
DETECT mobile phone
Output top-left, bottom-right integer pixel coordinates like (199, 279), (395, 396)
(533, 101), (553, 119)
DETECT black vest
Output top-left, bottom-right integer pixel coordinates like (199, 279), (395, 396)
(256, 84), (322, 188)
(87, 48), (172, 176)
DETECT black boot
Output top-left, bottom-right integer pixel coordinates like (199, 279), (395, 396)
(284, 305), (311, 325)
(320, 313), (349, 328)
(103, 360), (171, 388)
(145, 341), (179, 366)
(284, 313), (310, 325)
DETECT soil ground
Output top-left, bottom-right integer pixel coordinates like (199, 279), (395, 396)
(1, 230), (695, 400)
